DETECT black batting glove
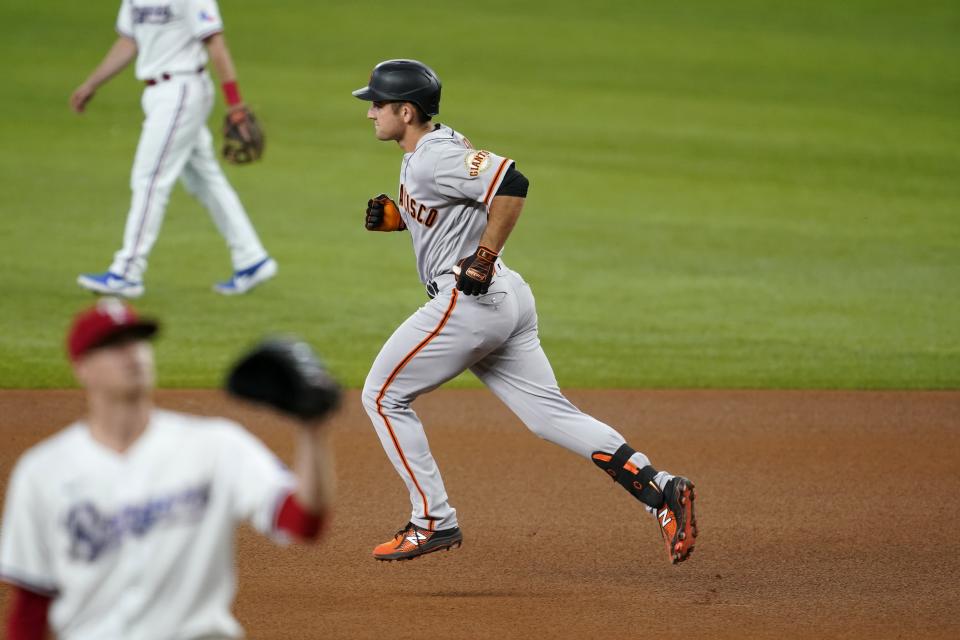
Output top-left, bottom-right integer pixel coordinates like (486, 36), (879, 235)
(456, 245), (498, 295)
(365, 194), (387, 230)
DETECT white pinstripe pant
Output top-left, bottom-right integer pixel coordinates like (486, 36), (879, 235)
(108, 73), (266, 282)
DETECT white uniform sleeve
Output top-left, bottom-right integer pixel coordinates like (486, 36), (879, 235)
(0, 458), (58, 595)
(434, 147), (514, 207)
(115, 0), (134, 38)
(217, 422), (296, 538)
(186, 0), (225, 39)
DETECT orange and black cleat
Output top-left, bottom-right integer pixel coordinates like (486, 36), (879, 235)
(656, 477), (698, 564)
(373, 522), (463, 561)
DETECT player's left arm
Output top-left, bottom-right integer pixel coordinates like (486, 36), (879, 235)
(290, 425), (335, 521)
(202, 33), (244, 111)
(220, 421), (333, 544)
(479, 195), (525, 254)
(224, 339), (340, 542)
(457, 166), (530, 295)
(272, 425), (335, 542)
(204, 32), (263, 161)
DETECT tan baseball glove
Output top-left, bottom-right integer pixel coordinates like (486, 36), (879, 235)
(222, 107), (265, 165)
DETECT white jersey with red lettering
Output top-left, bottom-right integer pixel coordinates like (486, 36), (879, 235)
(361, 125), (667, 533)
(0, 410), (295, 640)
(117, 0), (223, 81)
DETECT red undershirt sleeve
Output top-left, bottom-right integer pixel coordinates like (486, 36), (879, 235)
(6, 585), (50, 640)
(274, 492), (329, 541)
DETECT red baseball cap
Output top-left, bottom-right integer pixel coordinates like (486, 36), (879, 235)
(67, 298), (159, 361)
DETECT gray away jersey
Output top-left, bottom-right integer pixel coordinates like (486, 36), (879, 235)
(397, 125), (514, 283)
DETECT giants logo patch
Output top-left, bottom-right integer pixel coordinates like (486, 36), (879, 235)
(464, 150), (492, 177)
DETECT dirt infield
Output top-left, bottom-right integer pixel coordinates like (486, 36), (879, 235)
(1, 389), (958, 639)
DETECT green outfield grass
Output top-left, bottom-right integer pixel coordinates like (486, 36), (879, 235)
(0, 0), (957, 388)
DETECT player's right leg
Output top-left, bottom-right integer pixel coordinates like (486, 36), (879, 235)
(78, 79), (206, 297)
(469, 270), (697, 563)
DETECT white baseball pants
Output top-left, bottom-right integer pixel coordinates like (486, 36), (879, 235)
(109, 73), (267, 282)
(361, 268), (653, 531)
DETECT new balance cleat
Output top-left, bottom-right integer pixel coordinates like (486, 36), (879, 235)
(213, 257), (277, 295)
(656, 476), (697, 564)
(77, 272), (144, 299)
(373, 522), (463, 561)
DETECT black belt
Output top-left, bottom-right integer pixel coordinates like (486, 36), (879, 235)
(426, 270), (454, 299)
(144, 65), (205, 86)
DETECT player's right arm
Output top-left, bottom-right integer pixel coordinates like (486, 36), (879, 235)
(5, 587), (50, 640)
(365, 195), (406, 232)
(1, 457), (56, 640)
(70, 36), (138, 114)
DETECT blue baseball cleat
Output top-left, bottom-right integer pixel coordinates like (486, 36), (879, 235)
(213, 257), (278, 296)
(77, 272), (145, 299)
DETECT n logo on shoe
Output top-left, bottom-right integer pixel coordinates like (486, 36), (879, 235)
(405, 531), (427, 546)
(658, 508), (672, 528)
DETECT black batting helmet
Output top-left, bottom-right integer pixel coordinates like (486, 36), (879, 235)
(352, 59), (442, 117)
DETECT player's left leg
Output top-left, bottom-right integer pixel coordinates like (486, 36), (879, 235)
(179, 78), (274, 295)
(361, 277), (518, 560)
(470, 269), (697, 563)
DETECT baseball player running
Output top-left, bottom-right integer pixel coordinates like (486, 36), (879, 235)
(353, 60), (698, 564)
(71, 0), (276, 298)
(0, 299), (336, 640)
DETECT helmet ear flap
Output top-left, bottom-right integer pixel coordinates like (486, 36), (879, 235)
(423, 85), (441, 118)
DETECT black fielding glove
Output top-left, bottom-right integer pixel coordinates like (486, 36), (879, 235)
(226, 337), (341, 424)
(455, 245), (498, 295)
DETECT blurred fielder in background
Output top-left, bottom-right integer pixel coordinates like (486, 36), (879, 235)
(71, 0), (275, 299)
(0, 298), (338, 639)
